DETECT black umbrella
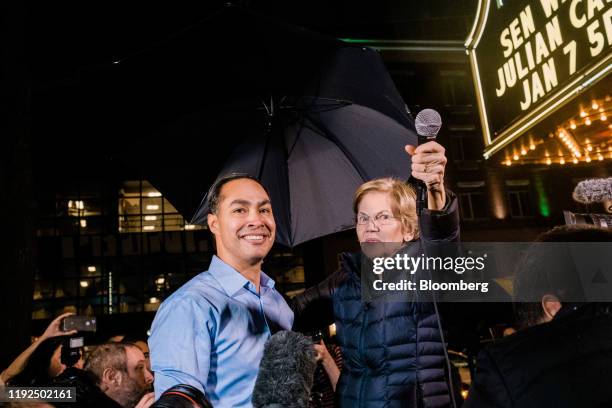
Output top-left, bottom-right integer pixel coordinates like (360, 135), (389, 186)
(79, 4), (417, 247)
(189, 45), (418, 247)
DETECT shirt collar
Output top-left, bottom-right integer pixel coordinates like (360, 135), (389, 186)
(208, 255), (275, 297)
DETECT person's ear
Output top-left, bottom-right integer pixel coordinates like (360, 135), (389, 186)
(102, 368), (122, 388)
(208, 213), (218, 235)
(402, 225), (414, 243)
(541, 294), (562, 322)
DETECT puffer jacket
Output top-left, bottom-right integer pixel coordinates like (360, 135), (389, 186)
(293, 192), (460, 408)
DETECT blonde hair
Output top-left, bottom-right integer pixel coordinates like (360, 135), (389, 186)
(353, 177), (419, 239)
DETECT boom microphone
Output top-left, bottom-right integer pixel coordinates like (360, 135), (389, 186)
(572, 178), (612, 205)
(414, 109), (442, 215)
(252, 331), (318, 408)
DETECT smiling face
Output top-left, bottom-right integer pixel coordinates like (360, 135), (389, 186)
(207, 178), (276, 271)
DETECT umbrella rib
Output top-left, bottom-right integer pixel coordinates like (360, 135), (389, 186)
(304, 112), (369, 181)
(257, 129), (273, 181)
(283, 97), (353, 158)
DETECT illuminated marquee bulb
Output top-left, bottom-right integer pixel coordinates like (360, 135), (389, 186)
(587, 145), (593, 152)
(585, 118), (592, 126)
(513, 154), (519, 160)
(573, 157), (579, 164)
(598, 154), (604, 161)
(601, 114), (607, 121)
(546, 158), (552, 165)
(592, 101), (599, 110)
(529, 143), (536, 150)
(521, 147), (527, 155)
(586, 155), (592, 163)
(570, 121), (577, 129)
(559, 158), (565, 165)
(580, 110), (587, 117)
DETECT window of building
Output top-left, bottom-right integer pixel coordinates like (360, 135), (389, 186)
(118, 180), (203, 233)
(507, 190), (533, 218)
(440, 70), (472, 106)
(32, 179), (305, 320)
(449, 132), (481, 162)
(505, 180), (533, 218)
(458, 192), (487, 220)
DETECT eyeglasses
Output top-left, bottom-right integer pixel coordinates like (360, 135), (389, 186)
(356, 212), (398, 226)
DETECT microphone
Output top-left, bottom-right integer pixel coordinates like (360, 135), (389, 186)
(252, 331), (318, 408)
(572, 178), (612, 205)
(565, 178), (612, 228)
(414, 109), (442, 215)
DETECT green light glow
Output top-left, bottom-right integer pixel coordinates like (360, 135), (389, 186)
(534, 175), (550, 217)
(339, 38), (380, 44)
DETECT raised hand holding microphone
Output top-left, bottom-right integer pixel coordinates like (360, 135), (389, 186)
(406, 109), (447, 212)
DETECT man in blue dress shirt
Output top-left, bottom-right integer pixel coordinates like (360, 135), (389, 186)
(149, 175), (294, 408)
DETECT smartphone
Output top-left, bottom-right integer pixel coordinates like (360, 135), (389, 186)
(61, 315), (97, 332)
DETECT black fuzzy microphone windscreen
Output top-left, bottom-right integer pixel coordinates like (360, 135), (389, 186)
(252, 331), (317, 408)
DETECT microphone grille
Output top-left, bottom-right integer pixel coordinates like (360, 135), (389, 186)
(572, 178), (612, 204)
(415, 109), (442, 137)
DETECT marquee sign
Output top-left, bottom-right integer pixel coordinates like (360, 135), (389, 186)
(466, 0), (612, 159)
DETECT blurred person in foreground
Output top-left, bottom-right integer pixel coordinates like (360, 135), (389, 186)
(121, 334), (152, 373)
(1, 313), (80, 386)
(464, 225), (612, 408)
(292, 142), (460, 407)
(149, 175), (293, 407)
(52, 342), (154, 408)
(151, 384), (213, 408)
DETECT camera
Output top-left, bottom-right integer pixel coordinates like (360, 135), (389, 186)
(60, 315), (96, 367)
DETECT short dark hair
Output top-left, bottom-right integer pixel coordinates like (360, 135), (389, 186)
(205, 173), (269, 214)
(120, 333), (148, 345)
(513, 225), (612, 328)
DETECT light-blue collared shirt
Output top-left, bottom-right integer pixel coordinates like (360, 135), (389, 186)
(149, 255), (294, 408)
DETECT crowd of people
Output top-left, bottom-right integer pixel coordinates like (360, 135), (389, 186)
(3, 141), (612, 407)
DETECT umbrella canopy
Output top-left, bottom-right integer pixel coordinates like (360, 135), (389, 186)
(190, 45), (417, 247)
(192, 99), (416, 247)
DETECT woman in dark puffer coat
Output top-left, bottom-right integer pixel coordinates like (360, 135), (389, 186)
(293, 176), (460, 408)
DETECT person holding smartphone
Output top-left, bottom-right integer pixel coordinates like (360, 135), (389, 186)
(1, 312), (80, 386)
